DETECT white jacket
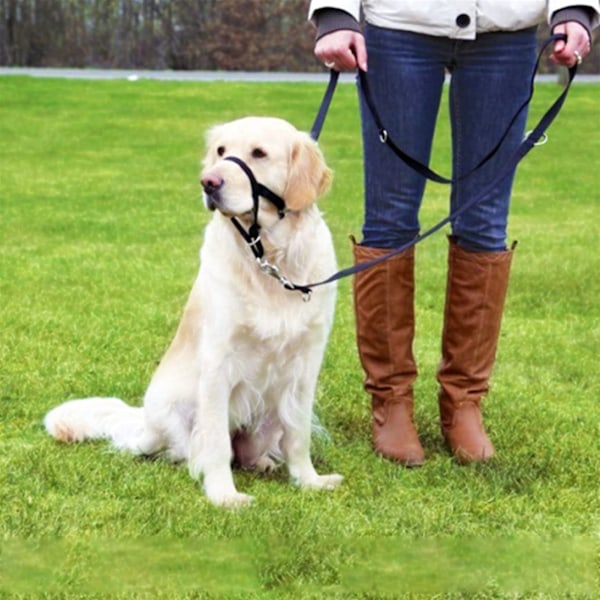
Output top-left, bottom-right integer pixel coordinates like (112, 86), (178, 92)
(308, 0), (600, 40)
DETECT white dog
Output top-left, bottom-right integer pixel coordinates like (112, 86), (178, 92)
(45, 117), (343, 507)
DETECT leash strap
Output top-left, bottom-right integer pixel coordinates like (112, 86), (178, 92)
(297, 35), (576, 291)
(226, 35), (575, 297)
(310, 69), (340, 141)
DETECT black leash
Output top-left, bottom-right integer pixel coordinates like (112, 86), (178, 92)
(226, 34), (576, 297)
(296, 33), (577, 291)
(310, 69), (340, 141)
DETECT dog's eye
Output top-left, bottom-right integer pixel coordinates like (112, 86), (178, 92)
(217, 146), (225, 157)
(251, 148), (267, 159)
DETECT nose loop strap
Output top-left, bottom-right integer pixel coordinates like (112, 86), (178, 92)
(224, 156), (286, 218)
(223, 155), (288, 260)
(224, 156), (261, 225)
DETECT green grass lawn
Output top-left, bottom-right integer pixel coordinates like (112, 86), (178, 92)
(1, 75), (598, 598)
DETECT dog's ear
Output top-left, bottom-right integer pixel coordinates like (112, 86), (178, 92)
(283, 133), (332, 211)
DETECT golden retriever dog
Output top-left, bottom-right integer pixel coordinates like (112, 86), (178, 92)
(44, 116), (343, 507)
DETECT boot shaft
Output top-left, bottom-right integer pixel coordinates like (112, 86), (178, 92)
(353, 243), (417, 401)
(438, 236), (515, 405)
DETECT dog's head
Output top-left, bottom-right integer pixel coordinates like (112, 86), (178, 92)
(200, 117), (332, 222)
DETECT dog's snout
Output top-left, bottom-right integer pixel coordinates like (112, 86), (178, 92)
(201, 174), (224, 195)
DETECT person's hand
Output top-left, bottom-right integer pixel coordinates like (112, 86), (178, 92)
(551, 21), (591, 67)
(314, 30), (368, 71)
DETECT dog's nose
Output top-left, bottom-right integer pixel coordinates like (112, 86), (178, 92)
(201, 174), (224, 195)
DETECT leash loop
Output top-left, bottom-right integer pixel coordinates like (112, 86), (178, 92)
(358, 33), (573, 185)
(257, 258), (284, 279)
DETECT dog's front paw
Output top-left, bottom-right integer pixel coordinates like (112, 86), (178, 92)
(298, 473), (344, 491)
(207, 491), (255, 509)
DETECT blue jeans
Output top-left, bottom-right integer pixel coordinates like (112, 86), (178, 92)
(359, 25), (538, 251)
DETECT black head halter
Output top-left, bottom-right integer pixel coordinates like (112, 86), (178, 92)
(221, 156), (314, 299)
(224, 156), (286, 260)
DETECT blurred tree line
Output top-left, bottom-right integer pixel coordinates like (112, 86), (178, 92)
(0, 0), (318, 70)
(1, 0), (599, 73)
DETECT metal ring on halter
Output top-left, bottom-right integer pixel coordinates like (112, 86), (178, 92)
(574, 50), (582, 65)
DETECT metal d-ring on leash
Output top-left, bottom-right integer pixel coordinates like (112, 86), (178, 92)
(228, 34), (576, 298)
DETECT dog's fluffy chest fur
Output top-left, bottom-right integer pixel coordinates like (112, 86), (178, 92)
(196, 212), (336, 430)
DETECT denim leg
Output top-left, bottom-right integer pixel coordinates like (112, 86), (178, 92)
(449, 28), (538, 251)
(360, 27), (446, 249)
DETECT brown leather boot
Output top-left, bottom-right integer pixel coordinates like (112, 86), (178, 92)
(353, 243), (425, 466)
(437, 236), (515, 463)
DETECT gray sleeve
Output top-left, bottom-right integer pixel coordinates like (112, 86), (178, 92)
(313, 8), (362, 41)
(550, 6), (594, 40)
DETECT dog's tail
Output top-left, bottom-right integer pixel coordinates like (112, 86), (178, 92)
(44, 397), (158, 455)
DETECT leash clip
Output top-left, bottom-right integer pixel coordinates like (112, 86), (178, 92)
(257, 258), (312, 302)
(257, 257), (282, 279)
